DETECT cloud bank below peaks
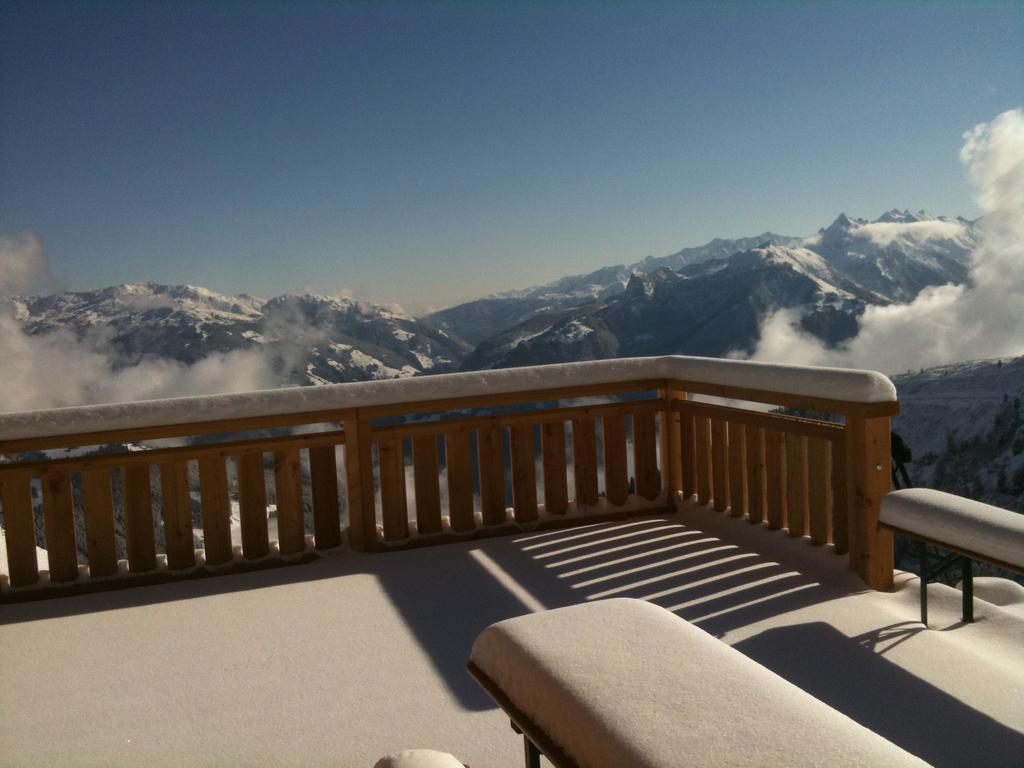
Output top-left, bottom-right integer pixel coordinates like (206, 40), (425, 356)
(0, 233), (279, 412)
(746, 108), (1024, 375)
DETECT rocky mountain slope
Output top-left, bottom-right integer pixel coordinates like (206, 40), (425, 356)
(458, 211), (977, 370)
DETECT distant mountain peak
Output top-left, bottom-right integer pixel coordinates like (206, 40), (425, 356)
(874, 208), (932, 224)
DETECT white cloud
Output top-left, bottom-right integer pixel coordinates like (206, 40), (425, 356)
(0, 310), (279, 412)
(746, 108), (1024, 374)
(854, 219), (968, 247)
(0, 230), (55, 296)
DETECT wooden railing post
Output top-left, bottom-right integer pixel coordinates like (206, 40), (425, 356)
(846, 415), (893, 590)
(343, 410), (378, 552)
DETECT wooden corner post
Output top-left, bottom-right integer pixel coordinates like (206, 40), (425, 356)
(343, 410), (378, 552)
(846, 415), (893, 590)
(659, 387), (683, 503)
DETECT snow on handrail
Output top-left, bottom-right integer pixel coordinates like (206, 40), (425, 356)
(0, 355), (897, 444)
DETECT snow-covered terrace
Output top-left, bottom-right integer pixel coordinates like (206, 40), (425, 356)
(1, 356), (1022, 766)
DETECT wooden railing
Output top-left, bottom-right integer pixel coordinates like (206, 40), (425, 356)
(0, 356), (899, 599)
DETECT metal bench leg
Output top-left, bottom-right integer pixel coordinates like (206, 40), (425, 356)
(524, 735), (541, 768)
(962, 556), (974, 623)
(919, 540), (928, 627)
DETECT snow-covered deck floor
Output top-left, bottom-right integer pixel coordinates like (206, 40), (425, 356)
(2, 501), (1022, 768)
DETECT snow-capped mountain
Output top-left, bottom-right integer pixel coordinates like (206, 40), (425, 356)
(806, 210), (975, 302)
(455, 210), (980, 370)
(8, 283), (469, 385)
(427, 212), (977, 349)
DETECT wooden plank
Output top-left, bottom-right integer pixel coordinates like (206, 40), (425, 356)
(236, 453), (269, 560)
(80, 468), (118, 578)
(477, 425), (507, 527)
(541, 421), (568, 515)
(361, 379), (667, 420)
(711, 419), (729, 512)
(680, 408), (697, 500)
(695, 417), (711, 505)
(764, 429), (786, 531)
(663, 377), (899, 420)
(0, 411), (350, 456)
(342, 412), (377, 551)
(378, 437), (409, 541)
(0, 471), (39, 587)
(745, 427), (766, 525)
(273, 448), (306, 555)
(40, 469), (78, 583)
(847, 416), (893, 590)
(808, 437), (831, 546)
(510, 424), (538, 524)
(412, 435), (442, 535)
(633, 410), (660, 501)
(445, 430), (476, 532)
(197, 456), (233, 566)
(159, 461), (196, 570)
(831, 437), (850, 555)
(572, 418), (599, 507)
(671, 400), (844, 443)
(309, 445), (342, 550)
(785, 433), (809, 538)
(728, 422), (747, 518)
(122, 464), (157, 572)
(602, 412), (629, 506)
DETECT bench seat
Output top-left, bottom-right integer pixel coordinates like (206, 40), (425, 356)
(880, 488), (1024, 573)
(468, 598), (927, 768)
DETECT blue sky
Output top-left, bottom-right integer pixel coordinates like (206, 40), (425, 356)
(1, 1), (1021, 312)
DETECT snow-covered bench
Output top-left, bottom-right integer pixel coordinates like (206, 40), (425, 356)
(467, 599), (926, 768)
(880, 488), (1024, 626)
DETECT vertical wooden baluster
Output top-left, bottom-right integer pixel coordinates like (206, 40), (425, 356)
(633, 410), (660, 500)
(198, 457), (233, 566)
(663, 390), (684, 498)
(831, 435), (850, 555)
(160, 461), (196, 570)
(1, 471), (39, 587)
(572, 417), (599, 507)
(679, 405), (697, 500)
(510, 424), (539, 523)
(478, 425), (507, 526)
(41, 469), (78, 583)
(602, 412), (629, 506)
(728, 423), (747, 518)
(274, 448), (306, 554)
(764, 429), (786, 530)
(711, 419), (729, 512)
(309, 445), (342, 550)
(342, 411), (377, 551)
(378, 437), (409, 541)
(81, 468), (118, 578)
(412, 434), (442, 535)
(446, 429), (476, 532)
(808, 436), (831, 546)
(695, 417), (712, 505)
(123, 464), (156, 572)
(236, 453), (269, 560)
(541, 421), (568, 515)
(746, 427), (766, 525)
(785, 433), (809, 537)
(847, 415), (894, 590)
